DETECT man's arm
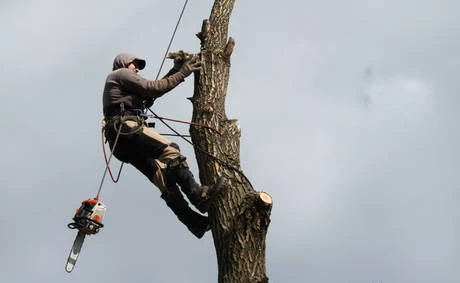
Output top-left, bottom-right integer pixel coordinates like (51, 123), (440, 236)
(120, 69), (186, 99)
(120, 56), (201, 99)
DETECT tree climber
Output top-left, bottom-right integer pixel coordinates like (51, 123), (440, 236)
(102, 53), (221, 238)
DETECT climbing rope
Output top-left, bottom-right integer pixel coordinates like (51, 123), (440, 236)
(155, 0), (189, 80)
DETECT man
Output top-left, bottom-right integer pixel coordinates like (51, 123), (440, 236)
(102, 53), (220, 238)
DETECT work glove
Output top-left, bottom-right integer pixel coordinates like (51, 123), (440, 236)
(173, 57), (184, 71)
(179, 56), (202, 77)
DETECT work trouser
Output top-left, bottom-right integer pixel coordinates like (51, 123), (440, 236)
(105, 116), (181, 193)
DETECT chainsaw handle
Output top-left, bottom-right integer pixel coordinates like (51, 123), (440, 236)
(67, 223), (78, 229)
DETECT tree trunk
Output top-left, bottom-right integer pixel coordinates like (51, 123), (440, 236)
(189, 1), (273, 282)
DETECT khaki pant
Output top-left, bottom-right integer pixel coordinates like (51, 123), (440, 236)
(107, 118), (182, 193)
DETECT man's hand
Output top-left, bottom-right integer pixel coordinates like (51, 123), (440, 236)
(179, 56), (202, 77)
(173, 57), (183, 71)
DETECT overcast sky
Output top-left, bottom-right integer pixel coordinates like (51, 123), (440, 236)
(1, 1), (459, 282)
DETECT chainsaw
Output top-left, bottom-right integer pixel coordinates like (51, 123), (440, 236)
(65, 198), (106, 273)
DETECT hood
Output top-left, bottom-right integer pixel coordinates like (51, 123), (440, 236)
(112, 53), (146, 71)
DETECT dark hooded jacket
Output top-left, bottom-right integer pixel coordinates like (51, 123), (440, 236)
(103, 53), (186, 117)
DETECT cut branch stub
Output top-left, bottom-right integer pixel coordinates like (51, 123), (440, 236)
(237, 192), (272, 233)
(224, 37), (235, 57)
(196, 19), (211, 47)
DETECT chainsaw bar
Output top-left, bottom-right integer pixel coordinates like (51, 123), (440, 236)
(65, 230), (86, 273)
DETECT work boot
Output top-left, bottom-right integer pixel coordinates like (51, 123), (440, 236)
(161, 186), (210, 239)
(172, 166), (224, 213)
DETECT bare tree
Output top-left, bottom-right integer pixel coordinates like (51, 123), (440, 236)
(190, 1), (272, 282)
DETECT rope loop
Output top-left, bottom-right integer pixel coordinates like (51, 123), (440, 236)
(112, 116), (145, 136)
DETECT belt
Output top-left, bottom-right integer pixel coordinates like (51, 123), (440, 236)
(104, 114), (155, 129)
(105, 109), (145, 118)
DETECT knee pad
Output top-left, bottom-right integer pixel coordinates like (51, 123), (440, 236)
(166, 155), (188, 169)
(163, 155), (188, 184)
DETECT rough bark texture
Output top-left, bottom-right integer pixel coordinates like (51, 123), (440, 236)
(189, 1), (273, 282)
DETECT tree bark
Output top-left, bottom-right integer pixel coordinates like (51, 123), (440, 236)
(189, 1), (273, 282)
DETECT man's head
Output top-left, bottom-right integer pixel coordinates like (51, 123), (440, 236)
(112, 53), (146, 72)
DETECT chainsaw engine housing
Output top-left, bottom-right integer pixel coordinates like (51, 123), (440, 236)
(68, 199), (106, 235)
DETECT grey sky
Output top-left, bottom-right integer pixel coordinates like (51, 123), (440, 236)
(1, 1), (459, 282)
